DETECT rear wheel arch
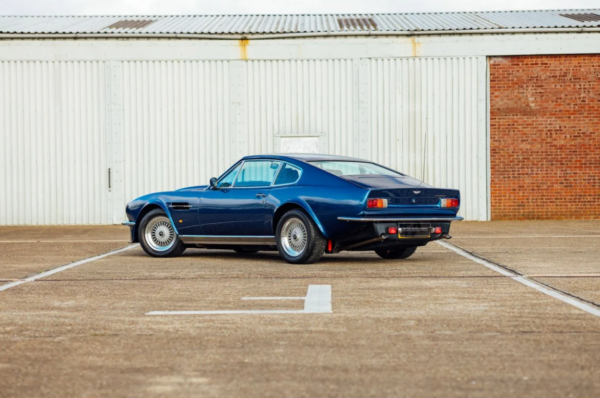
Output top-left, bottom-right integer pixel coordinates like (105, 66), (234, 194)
(275, 209), (326, 264)
(272, 202), (327, 238)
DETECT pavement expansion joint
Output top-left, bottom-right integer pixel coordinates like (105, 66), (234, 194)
(437, 240), (600, 317)
(526, 277), (600, 309)
(526, 275), (600, 278)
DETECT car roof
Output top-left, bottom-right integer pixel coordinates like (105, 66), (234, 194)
(242, 153), (368, 162)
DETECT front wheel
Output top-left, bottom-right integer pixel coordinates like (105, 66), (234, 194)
(276, 210), (326, 264)
(138, 209), (186, 257)
(375, 246), (417, 260)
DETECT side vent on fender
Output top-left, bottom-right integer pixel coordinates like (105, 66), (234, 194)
(168, 202), (192, 210)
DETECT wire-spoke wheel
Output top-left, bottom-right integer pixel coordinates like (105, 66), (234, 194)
(138, 209), (186, 257)
(280, 217), (308, 257)
(145, 216), (175, 252)
(276, 209), (325, 264)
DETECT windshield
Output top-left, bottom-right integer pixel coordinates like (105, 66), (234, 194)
(310, 161), (402, 177)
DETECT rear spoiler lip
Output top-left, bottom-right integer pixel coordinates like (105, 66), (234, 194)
(338, 216), (464, 222)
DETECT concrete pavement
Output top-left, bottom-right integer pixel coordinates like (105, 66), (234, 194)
(0, 221), (598, 397)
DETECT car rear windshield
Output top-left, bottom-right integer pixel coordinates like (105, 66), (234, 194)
(310, 161), (402, 177)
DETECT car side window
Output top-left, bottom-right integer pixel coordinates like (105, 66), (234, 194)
(274, 163), (302, 186)
(234, 161), (281, 187)
(217, 164), (241, 188)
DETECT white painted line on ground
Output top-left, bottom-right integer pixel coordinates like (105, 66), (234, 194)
(241, 297), (305, 300)
(436, 240), (600, 317)
(147, 284), (332, 315)
(436, 241), (513, 277)
(0, 240), (128, 243)
(147, 309), (309, 315)
(0, 244), (139, 292)
(304, 284), (332, 313)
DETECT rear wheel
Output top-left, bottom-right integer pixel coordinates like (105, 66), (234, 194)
(276, 210), (326, 264)
(138, 209), (186, 257)
(375, 246), (417, 260)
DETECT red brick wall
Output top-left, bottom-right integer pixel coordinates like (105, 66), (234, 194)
(490, 55), (600, 220)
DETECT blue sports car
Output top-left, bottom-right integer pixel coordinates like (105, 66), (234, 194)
(123, 154), (462, 264)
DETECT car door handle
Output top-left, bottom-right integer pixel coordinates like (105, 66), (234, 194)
(255, 193), (267, 198)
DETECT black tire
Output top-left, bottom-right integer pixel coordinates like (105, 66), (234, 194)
(276, 209), (326, 264)
(375, 246), (417, 260)
(138, 209), (186, 257)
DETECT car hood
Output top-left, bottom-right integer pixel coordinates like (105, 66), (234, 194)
(341, 175), (429, 189)
(176, 185), (208, 191)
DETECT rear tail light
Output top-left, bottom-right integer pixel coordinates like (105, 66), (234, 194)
(440, 198), (459, 208)
(388, 227), (398, 234)
(433, 227), (442, 234)
(367, 198), (388, 209)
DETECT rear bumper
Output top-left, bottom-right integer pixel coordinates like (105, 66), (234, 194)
(333, 217), (461, 252)
(338, 216), (464, 222)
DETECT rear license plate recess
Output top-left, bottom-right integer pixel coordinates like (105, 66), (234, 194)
(398, 223), (431, 238)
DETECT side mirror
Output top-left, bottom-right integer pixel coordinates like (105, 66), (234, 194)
(209, 177), (219, 190)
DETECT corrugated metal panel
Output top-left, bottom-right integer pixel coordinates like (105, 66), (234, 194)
(0, 57), (488, 224)
(121, 60), (235, 205)
(367, 57), (487, 221)
(244, 60), (354, 154)
(1, 10), (600, 35)
(120, 59), (356, 204)
(0, 61), (108, 225)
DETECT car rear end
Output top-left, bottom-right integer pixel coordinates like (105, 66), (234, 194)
(334, 187), (462, 252)
(305, 159), (462, 253)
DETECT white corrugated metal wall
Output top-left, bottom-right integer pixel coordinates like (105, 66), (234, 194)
(0, 56), (488, 224)
(366, 57), (487, 221)
(0, 61), (109, 225)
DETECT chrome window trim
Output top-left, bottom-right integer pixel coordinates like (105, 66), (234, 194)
(230, 159), (282, 189)
(216, 161), (243, 189)
(269, 162), (285, 186)
(215, 159), (300, 190)
(272, 162), (303, 187)
(309, 160), (404, 178)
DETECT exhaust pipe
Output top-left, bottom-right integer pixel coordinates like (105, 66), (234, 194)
(336, 236), (387, 252)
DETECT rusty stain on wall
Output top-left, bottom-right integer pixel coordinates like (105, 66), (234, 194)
(239, 39), (249, 60)
(410, 37), (421, 57)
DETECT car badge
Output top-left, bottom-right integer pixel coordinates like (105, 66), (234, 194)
(412, 199), (416, 204)
(413, 190), (421, 194)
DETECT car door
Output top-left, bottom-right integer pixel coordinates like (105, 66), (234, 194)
(198, 160), (281, 236)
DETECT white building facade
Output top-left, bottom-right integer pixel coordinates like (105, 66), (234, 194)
(1, 12), (600, 224)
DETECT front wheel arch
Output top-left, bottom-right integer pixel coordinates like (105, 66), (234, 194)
(134, 202), (175, 242)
